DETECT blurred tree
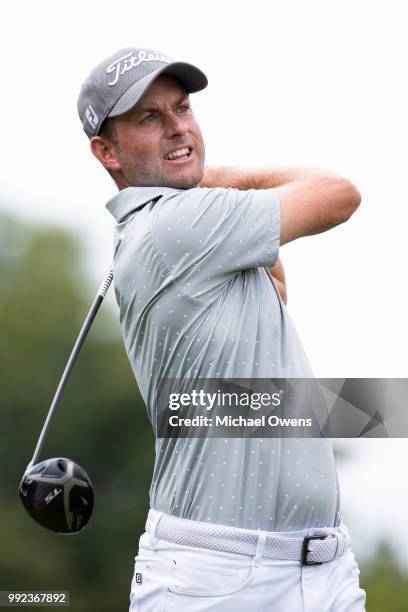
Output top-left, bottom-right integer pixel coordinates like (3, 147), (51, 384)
(360, 540), (408, 612)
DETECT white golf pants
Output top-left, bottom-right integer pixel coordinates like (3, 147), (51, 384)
(129, 511), (366, 611)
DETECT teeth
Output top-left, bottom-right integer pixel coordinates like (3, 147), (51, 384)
(166, 147), (190, 159)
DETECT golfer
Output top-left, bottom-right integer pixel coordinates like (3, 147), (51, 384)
(78, 47), (366, 611)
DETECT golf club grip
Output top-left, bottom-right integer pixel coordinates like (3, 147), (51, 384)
(28, 268), (114, 468)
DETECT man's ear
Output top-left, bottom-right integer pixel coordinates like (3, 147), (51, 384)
(90, 136), (121, 172)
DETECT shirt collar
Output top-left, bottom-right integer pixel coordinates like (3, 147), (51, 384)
(105, 186), (178, 223)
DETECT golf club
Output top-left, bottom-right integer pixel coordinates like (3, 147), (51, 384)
(19, 266), (114, 534)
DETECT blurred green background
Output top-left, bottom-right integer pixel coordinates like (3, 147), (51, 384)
(1, 212), (407, 611)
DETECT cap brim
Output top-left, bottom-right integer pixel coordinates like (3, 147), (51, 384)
(107, 61), (208, 119)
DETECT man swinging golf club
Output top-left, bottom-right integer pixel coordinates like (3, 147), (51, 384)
(77, 47), (366, 611)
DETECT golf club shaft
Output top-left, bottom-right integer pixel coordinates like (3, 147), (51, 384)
(28, 267), (114, 468)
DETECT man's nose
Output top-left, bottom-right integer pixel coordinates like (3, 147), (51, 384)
(163, 112), (189, 138)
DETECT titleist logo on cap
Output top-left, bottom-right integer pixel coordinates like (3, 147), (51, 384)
(106, 50), (172, 86)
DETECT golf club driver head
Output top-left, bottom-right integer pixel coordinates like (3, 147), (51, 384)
(19, 457), (94, 534)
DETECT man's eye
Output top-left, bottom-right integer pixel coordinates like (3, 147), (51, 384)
(142, 113), (157, 123)
(177, 105), (190, 113)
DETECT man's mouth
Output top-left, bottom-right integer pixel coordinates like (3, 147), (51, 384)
(164, 147), (192, 161)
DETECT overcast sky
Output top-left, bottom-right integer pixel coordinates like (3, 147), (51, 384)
(2, 0), (408, 566)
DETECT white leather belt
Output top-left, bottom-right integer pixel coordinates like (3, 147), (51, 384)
(146, 510), (351, 566)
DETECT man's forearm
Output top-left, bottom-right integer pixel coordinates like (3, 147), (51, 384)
(199, 165), (341, 190)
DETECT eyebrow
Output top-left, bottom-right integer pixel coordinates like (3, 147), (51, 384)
(138, 94), (190, 115)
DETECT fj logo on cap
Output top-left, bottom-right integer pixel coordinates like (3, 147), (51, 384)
(106, 50), (172, 86)
(85, 105), (99, 130)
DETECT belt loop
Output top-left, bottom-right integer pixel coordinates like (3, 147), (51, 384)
(148, 511), (164, 550)
(253, 530), (267, 567)
(333, 529), (350, 559)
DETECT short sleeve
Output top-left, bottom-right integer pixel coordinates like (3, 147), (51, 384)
(151, 187), (281, 301)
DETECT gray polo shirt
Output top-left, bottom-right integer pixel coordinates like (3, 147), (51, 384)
(106, 186), (340, 531)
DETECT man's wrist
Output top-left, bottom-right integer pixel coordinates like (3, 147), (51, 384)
(199, 166), (263, 189)
(199, 166), (241, 189)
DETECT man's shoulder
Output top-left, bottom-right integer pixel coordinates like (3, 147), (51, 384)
(157, 185), (239, 207)
(105, 186), (177, 222)
(153, 186), (237, 220)
(106, 185), (240, 224)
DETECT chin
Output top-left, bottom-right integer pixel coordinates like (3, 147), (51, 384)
(165, 174), (202, 190)
(177, 179), (200, 190)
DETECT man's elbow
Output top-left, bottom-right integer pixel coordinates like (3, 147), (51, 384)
(333, 179), (362, 224)
(344, 179), (362, 215)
